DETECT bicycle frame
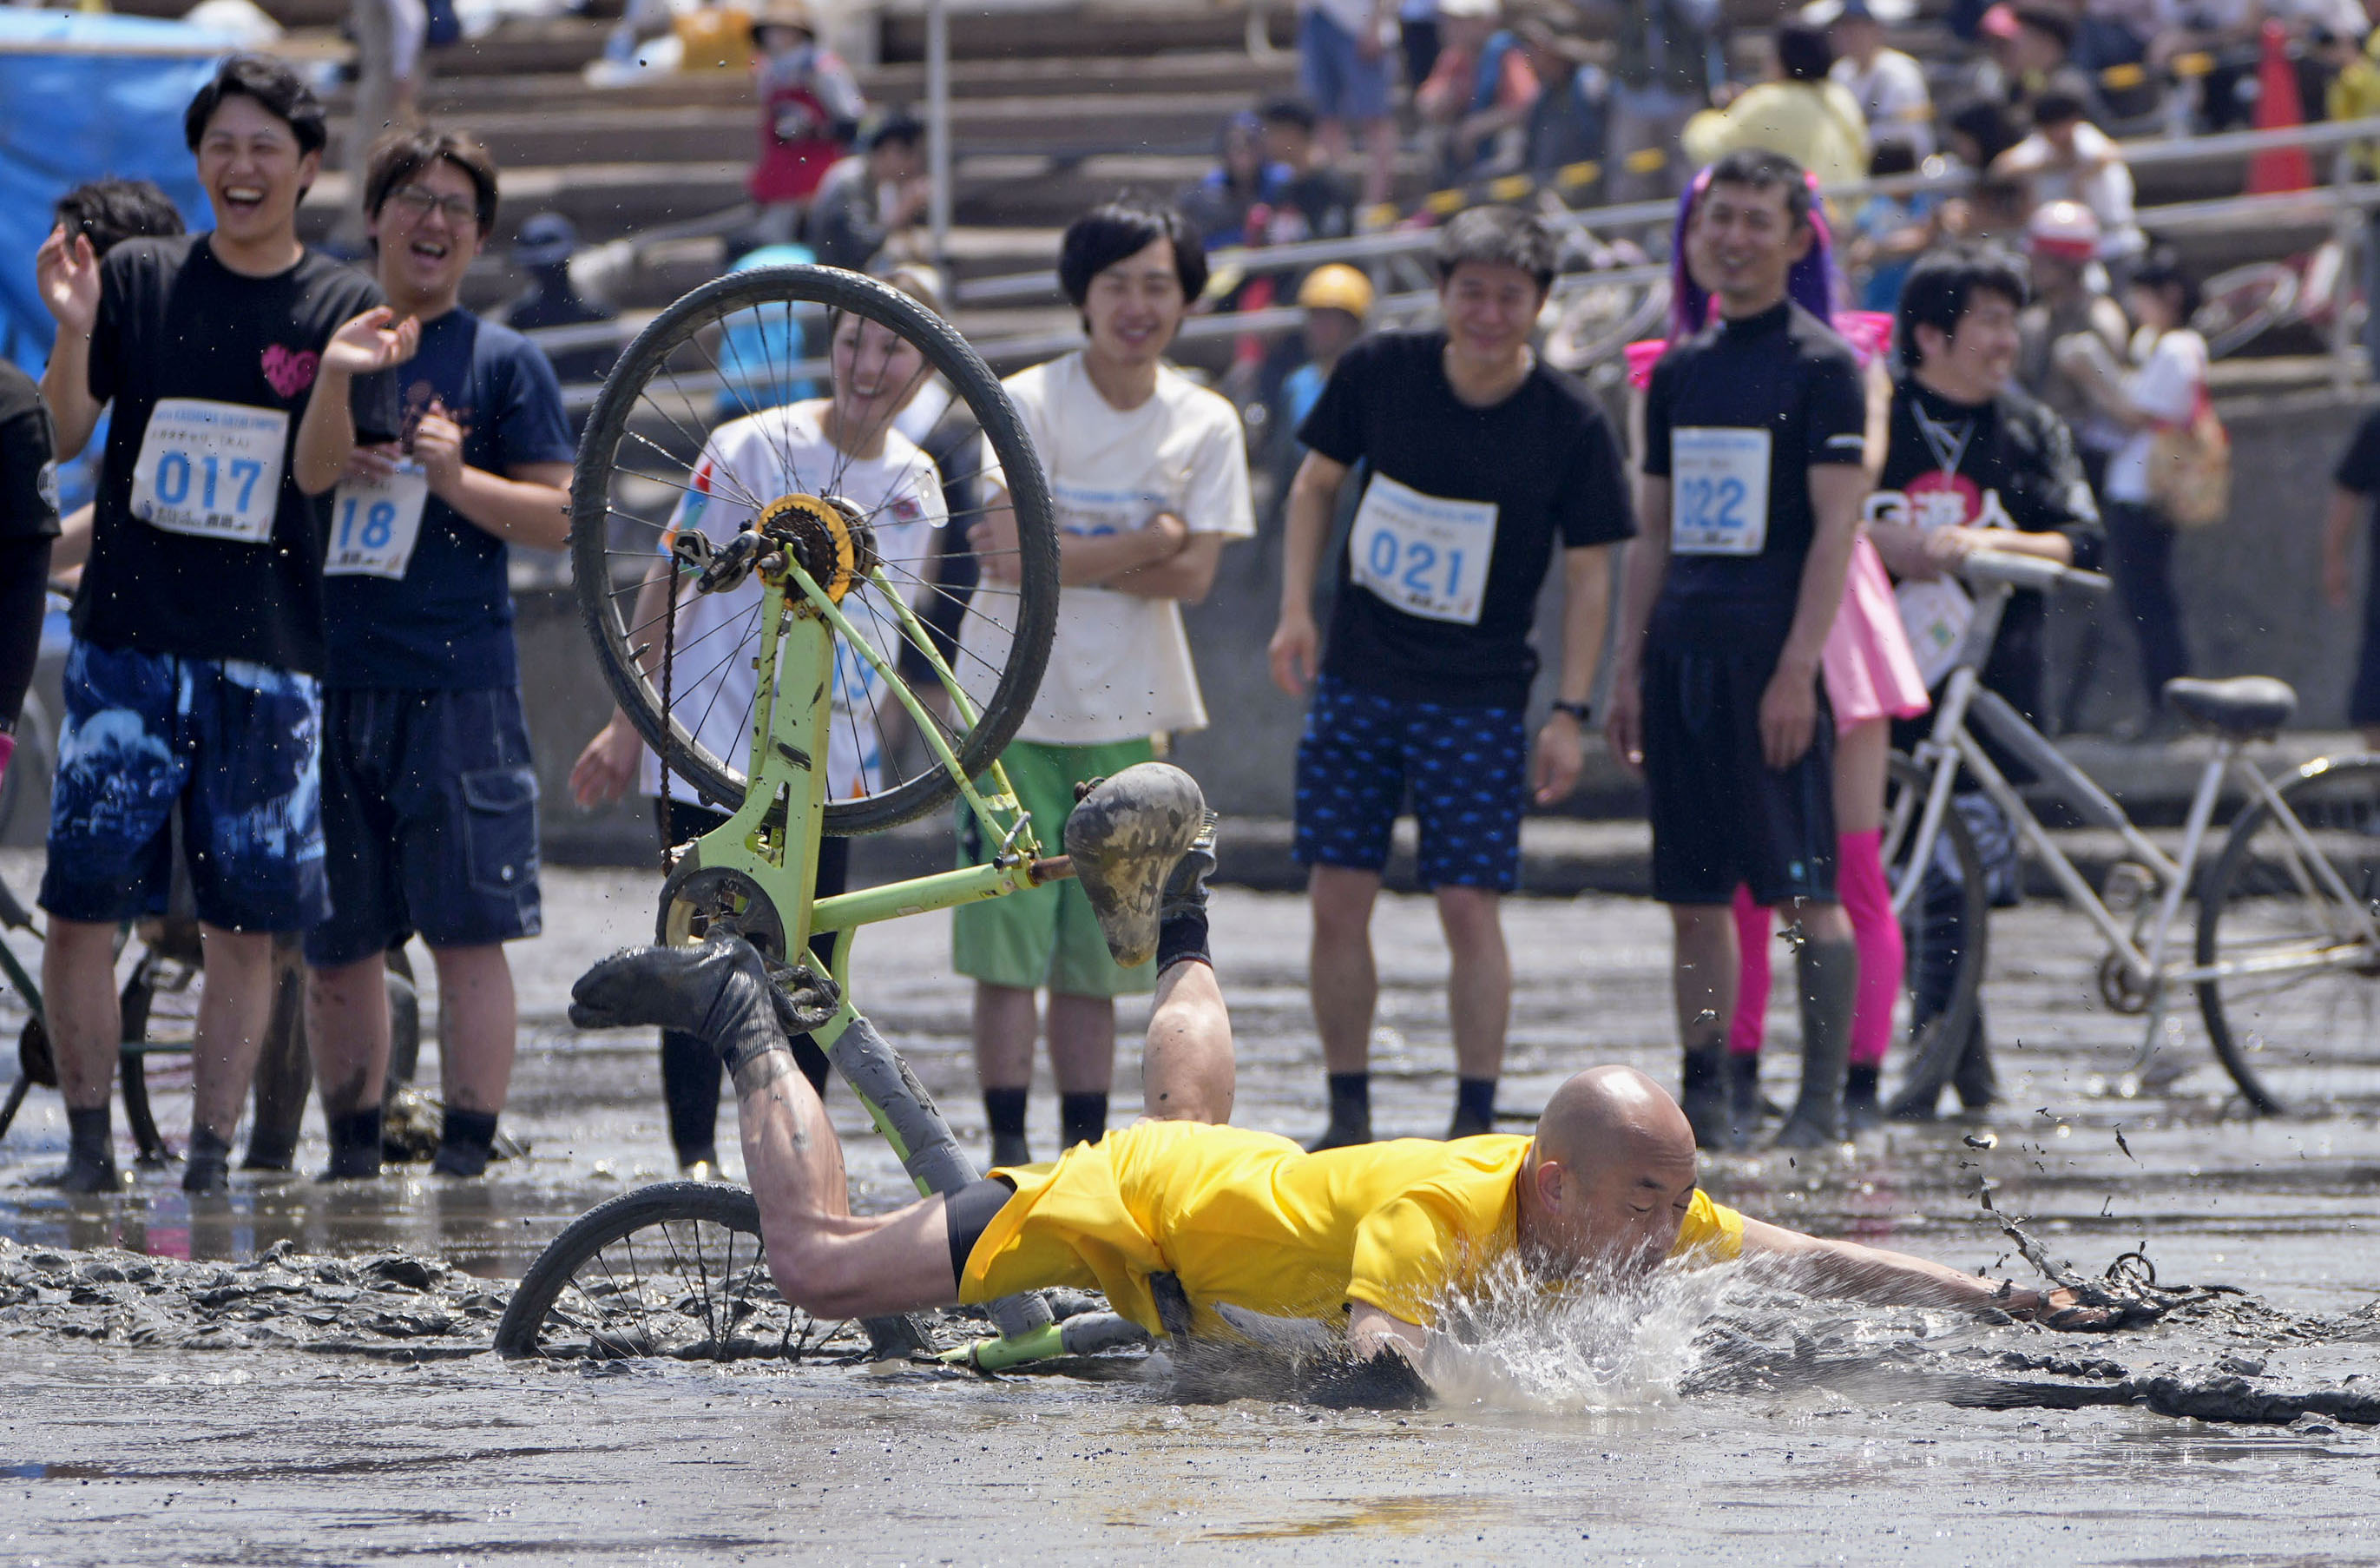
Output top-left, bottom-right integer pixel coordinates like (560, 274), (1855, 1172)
(657, 547), (1143, 1371)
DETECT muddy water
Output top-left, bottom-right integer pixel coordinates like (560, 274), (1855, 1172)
(3, 851), (2378, 1563)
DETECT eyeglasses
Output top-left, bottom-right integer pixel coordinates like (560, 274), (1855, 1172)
(388, 186), (479, 227)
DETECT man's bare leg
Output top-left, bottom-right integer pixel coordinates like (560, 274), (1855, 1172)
(1143, 959), (1233, 1123)
(187, 924), (278, 1193)
(1671, 902), (1737, 1150)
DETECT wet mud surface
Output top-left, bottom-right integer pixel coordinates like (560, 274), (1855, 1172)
(4, 850), (2379, 1562)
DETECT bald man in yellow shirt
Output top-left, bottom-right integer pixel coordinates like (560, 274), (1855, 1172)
(571, 768), (2092, 1387)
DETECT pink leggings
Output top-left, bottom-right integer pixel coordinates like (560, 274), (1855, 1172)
(1729, 828), (1900, 1068)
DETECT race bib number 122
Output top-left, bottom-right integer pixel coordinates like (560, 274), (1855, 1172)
(130, 398), (288, 544)
(1349, 473), (1497, 625)
(1669, 426), (1772, 556)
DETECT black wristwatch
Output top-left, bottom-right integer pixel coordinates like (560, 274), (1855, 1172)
(1550, 700), (1592, 723)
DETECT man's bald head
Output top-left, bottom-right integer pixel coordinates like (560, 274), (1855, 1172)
(1521, 1068), (1702, 1273)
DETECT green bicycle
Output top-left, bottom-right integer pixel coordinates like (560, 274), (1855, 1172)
(496, 265), (1150, 1370)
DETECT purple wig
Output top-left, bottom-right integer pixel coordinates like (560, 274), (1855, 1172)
(1667, 165), (1842, 341)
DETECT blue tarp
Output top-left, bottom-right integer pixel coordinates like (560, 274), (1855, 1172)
(0, 10), (232, 372)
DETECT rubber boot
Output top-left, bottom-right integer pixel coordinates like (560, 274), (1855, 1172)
(182, 1125), (233, 1195)
(1680, 1045), (1728, 1150)
(1843, 1064), (1884, 1132)
(1064, 763), (1207, 969)
(1726, 1052), (1765, 1150)
(1774, 938), (1856, 1150)
(570, 933), (831, 1080)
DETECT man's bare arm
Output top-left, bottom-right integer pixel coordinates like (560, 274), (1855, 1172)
(1739, 1216), (2051, 1314)
(1600, 474), (1671, 772)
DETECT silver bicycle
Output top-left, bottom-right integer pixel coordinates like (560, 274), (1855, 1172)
(1884, 550), (2380, 1117)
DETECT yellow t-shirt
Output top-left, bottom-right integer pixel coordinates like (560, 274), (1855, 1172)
(961, 1121), (1744, 1336)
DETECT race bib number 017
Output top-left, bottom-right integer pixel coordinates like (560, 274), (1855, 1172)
(326, 462), (431, 579)
(1349, 473), (1497, 626)
(130, 399), (288, 544)
(1669, 426), (1771, 557)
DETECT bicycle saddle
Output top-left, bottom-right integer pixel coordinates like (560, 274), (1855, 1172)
(2162, 676), (2297, 739)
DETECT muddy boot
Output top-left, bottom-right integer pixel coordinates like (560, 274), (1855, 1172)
(1680, 1045), (1728, 1150)
(1774, 938), (1855, 1150)
(1726, 1053), (1765, 1149)
(1064, 763), (1207, 969)
(1843, 1064), (1884, 1132)
(321, 1107), (384, 1182)
(1306, 1074), (1371, 1151)
(41, 1108), (120, 1195)
(1952, 1017), (2000, 1115)
(1154, 809), (1220, 975)
(570, 934), (835, 1083)
(182, 1125), (232, 1195)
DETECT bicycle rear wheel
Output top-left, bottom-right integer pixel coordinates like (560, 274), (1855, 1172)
(571, 266), (1060, 834)
(2194, 754), (2380, 1115)
(1880, 754), (1991, 1117)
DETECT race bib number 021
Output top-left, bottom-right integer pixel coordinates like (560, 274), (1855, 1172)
(1669, 426), (1771, 557)
(326, 462), (431, 579)
(130, 399), (288, 544)
(1349, 473), (1496, 625)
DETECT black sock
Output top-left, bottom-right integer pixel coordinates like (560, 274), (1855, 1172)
(1845, 1064), (1880, 1102)
(983, 1087), (1029, 1141)
(327, 1108), (384, 1175)
(67, 1106), (111, 1166)
(1156, 907), (1212, 974)
(440, 1107), (499, 1157)
(1456, 1077), (1496, 1123)
(1059, 1091), (1108, 1150)
(1327, 1072), (1371, 1130)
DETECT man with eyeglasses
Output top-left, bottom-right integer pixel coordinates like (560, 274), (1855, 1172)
(33, 56), (415, 1196)
(299, 127), (575, 1181)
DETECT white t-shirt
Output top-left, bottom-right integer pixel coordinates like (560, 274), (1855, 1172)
(961, 352), (1253, 746)
(639, 401), (948, 801)
(1832, 49), (1933, 156)
(2104, 328), (2208, 504)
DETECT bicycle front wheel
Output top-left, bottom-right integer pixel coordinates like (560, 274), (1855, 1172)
(571, 266), (1060, 834)
(2195, 754), (2380, 1115)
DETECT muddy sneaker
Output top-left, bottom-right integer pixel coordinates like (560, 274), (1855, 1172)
(1063, 763), (1206, 969)
(37, 1148), (121, 1196)
(989, 1131), (1032, 1170)
(571, 933), (825, 1078)
(1160, 810), (1220, 921)
(182, 1127), (232, 1196)
(1303, 1120), (1371, 1153)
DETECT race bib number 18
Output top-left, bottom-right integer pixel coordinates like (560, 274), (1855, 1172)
(130, 398), (288, 544)
(326, 462), (431, 579)
(1670, 426), (1772, 557)
(1349, 472), (1497, 626)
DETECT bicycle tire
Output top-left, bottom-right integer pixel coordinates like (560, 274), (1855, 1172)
(2193, 261), (2298, 359)
(1881, 753), (1992, 1118)
(2194, 753), (2380, 1115)
(116, 957), (172, 1165)
(570, 266), (1060, 835)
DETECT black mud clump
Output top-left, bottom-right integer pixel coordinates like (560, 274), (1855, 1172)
(0, 1235), (502, 1360)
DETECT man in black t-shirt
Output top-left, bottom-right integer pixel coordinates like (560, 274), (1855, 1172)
(0, 360), (58, 795)
(1869, 246), (2101, 1120)
(1270, 207), (1633, 1149)
(1604, 149), (1870, 1151)
(32, 56), (416, 1196)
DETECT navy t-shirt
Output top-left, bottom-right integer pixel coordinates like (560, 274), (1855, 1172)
(1297, 330), (1633, 709)
(1640, 300), (1866, 657)
(322, 307), (573, 689)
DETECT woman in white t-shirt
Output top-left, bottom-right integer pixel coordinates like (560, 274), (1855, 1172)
(2059, 247), (2206, 728)
(569, 276), (950, 1175)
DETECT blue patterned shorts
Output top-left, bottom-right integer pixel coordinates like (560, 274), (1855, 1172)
(40, 640), (328, 932)
(1292, 675), (1529, 892)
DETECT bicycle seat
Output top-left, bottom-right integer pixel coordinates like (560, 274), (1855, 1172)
(2163, 676), (2297, 739)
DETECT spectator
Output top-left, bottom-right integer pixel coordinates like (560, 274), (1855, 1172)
(2325, 405), (2380, 750)
(0, 357), (54, 803)
(1516, 17), (1613, 190)
(1269, 208), (1632, 1148)
(1821, 0), (1933, 157)
(1297, 0), (1397, 208)
(1683, 20), (1873, 190)
(957, 203), (1253, 1168)
(1586, 0), (1721, 202)
(302, 128), (576, 1181)
(1844, 141), (1940, 310)
(2074, 0), (2172, 126)
(44, 181), (185, 518)
(571, 268), (954, 1178)
(1415, 0), (1542, 181)
(2055, 247), (2208, 734)
(496, 213), (620, 395)
(1942, 96), (2025, 175)
(30, 56), (414, 1195)
(1269, 261), (1374, 501)
(2325, 19), (2380, 377)
(807, 112), (930, 271)
(1259, 98), (1359, 246)
(1401, 0), (1443, 92)
(2015, 199), (2131, 496)
(746, 0), (866, 244)
(1990, 88), (2147, 287)
(1974, 3), (2099, 125)
(1602, 148), (1870, 1150)
(1180, 112), (1290, 248)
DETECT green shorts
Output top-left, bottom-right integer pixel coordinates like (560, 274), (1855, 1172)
(952, 736), (1157, 997)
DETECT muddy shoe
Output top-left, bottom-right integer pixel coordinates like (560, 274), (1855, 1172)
(37, 1149), (121, 1196)
(571, 934), (819, 1077)
(1680, 1046), (1728, 1151)
(182, 1128), (232, 1196)
(1304, 1119), (1371, 1153)
(1726, 1053), (1764, 1150)
(989, 1131), (1032, 1170)
(1064, 763), (1206, 969)
(1161, 810), (1220, 920)
(1843, 1064), (1884, 1132)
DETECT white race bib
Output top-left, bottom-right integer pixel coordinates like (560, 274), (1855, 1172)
(1670, 426), (1771, 557)
(130, 398), (288, 544)
(1896, 576), (1974, 688)
(1051, 478), (1166, 539)
(1348, 472), (1496, 626)
(325, 462), (431, 579)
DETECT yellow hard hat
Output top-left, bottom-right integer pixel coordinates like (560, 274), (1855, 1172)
(1296, 263), (1374, 319)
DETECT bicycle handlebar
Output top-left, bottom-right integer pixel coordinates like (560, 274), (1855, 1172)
(1960, 550), (2112, 598)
